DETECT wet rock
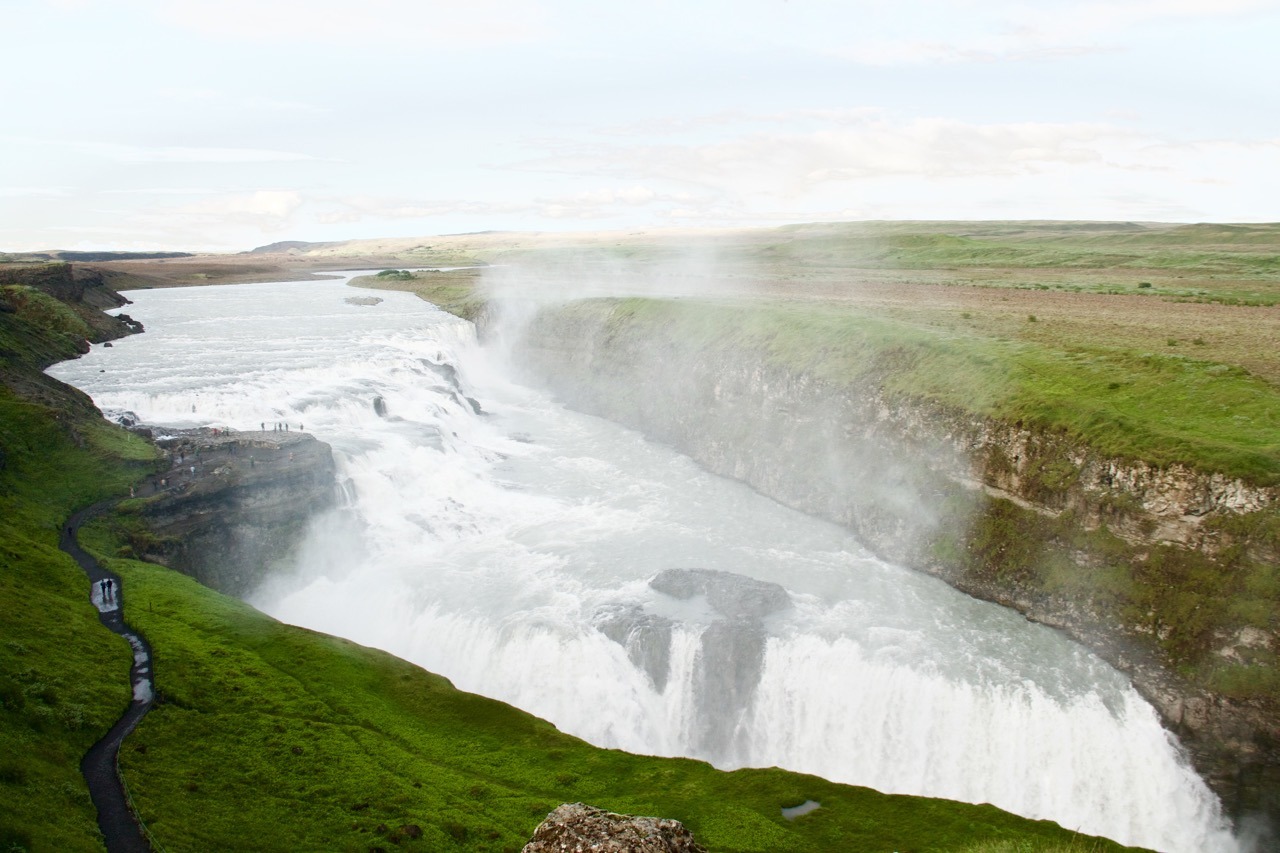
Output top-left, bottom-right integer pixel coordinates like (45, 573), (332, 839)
(411, 357), (483, 415)
(522, 803), (707, 853)
(116, 313), (144, 333)
(692, 619), (769, 756)
(420, 358), (460, 389)
(373, 396), (388, 417)
(597, 605), (674, 691)
(643, 569), (791, 759)
(650, 568), (790, 622)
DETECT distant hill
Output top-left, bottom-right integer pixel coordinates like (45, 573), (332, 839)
(245, 240), (339, 254)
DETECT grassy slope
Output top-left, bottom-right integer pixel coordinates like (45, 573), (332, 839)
(0, 295), (160, 851)
(0, 260), (1133, 851)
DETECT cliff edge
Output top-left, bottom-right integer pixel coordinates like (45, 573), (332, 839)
(115, 427), (336, 597)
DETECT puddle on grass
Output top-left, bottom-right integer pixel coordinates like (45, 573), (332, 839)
(781, 800), (821, 820)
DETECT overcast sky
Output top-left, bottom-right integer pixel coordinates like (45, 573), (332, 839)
(4, 0), (1279, 251)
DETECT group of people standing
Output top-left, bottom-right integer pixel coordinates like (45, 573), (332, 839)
(262, 422), (302, 432)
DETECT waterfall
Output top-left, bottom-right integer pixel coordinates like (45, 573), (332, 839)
(50, 275), (1239, 853)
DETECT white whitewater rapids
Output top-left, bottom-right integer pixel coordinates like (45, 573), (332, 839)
(50, 274), (1238, 852)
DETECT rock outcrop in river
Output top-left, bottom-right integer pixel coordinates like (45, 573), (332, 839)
(599, 568), (791, 760)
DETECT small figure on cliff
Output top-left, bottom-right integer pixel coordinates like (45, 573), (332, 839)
(261, 422), (265, 431)
(105, 579), (114, 601)
(99, 579), (106, 598)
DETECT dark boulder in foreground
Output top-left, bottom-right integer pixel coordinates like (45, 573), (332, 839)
(523, 803), (707, 853)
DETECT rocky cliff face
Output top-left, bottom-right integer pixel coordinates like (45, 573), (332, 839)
(500, 298), (1279, 832)
(0, 262), (143, 343)
(126, 428), (336, 597)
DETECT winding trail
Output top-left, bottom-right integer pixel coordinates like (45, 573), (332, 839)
(62, 502), (155, 853)
(57, 428), (266, 851)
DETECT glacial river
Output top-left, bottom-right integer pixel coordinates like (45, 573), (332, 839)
(50, 273), (1238, 852)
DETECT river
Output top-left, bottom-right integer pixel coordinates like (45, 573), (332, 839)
(49, 273), (1237, 852)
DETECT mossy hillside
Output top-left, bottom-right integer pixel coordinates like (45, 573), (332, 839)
(95, 554), (1137, 853)
(927, 489), (1280, 703)
(560, 297), (1280, 485)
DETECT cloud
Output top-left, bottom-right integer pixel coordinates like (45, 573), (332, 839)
(152, 87), (330, 115)
(316, 185), (709, 225)
(114, 190), (308, 236)
(178, 190), (303, 219)
(0, 187), (69, 198)
(598, 108), (887, 138)
(134, 0), (550, 46)
(513, 117), (1132, 193)
(79, 143), (326, 164)
(3, 136), (327, 164)
(835, 0), (1280, 65)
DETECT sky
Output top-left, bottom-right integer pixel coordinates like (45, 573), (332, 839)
(3, 0), (1279, 251)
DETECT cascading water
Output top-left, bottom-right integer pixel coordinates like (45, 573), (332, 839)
(50, 274), (1239, 853)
